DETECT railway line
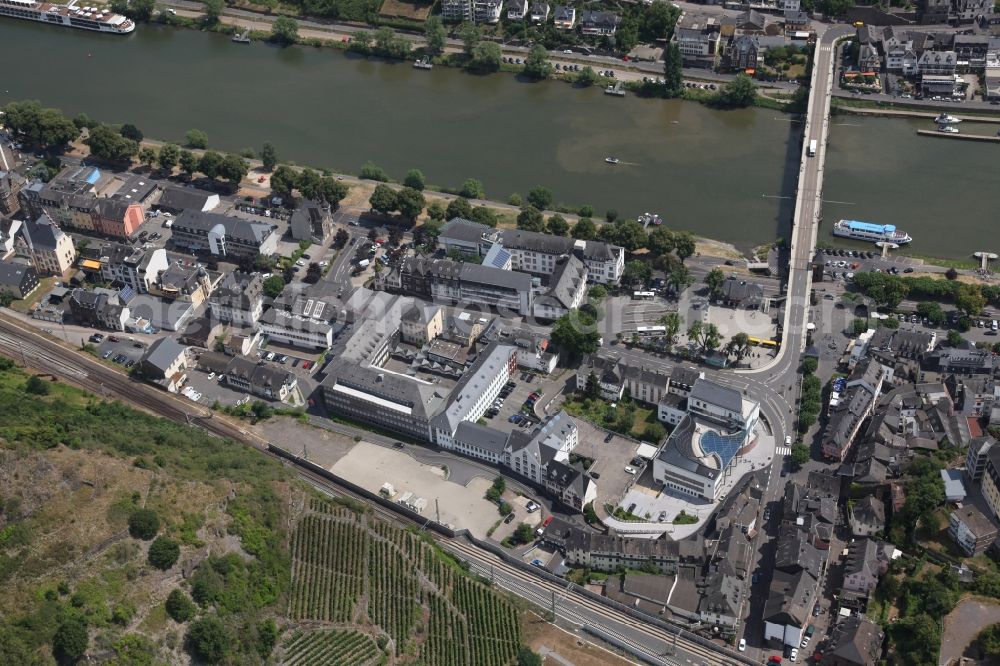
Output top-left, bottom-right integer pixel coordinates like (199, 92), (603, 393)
(0, 313), (745, 666)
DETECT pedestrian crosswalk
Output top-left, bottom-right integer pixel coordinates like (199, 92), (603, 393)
(775, 446), (791, 456)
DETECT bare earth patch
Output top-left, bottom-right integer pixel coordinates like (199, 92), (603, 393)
(940, 597), (1000, 665)
(379, 0), (433, 20)
(521, 612), (638, 666)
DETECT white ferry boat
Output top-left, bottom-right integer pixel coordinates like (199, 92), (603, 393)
(833, 220), (912, 245)
(934, 113), (961, 124)
(0, 0), (134, 33)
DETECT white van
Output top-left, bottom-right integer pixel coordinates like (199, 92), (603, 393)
(993, 320), (998, 331)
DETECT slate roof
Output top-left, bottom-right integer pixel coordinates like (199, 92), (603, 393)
(454, 421), (510, 455)
(545, 255), (587, 309)
(173, 210), (274, 245)
(827, 616), (884, 666)
(500, 228), (575, 255)
(142, 337), (186, 373)
(851, 496), (885, 532)
(158, 185), (216, 212)
(690, 378), (743, 414)
(439, 218), (496, 244)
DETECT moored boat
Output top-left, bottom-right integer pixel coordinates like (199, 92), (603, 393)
(605, 157), (620, 164)
(0, 0), (134, 33)
(833, 219), (912, 245)
(934, 113), (961, 124)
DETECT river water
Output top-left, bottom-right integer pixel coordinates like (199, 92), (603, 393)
(1, 19), (996, 258)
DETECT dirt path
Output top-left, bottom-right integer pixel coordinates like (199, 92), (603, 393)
(940, 597), (1000, 665)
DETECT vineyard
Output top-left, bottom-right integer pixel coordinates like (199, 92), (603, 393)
(280, 498), (522, 666)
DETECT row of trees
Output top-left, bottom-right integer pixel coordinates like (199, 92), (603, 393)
(270, 165), (348, 206)
(369, 183), (426, 221)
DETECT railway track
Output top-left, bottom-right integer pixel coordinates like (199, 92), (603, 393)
(0, 314), (747, 666)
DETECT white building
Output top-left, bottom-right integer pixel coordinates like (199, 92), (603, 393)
(579, 240), (624, 284)
(97, 244), (169, 295)
(258, 309), (333, 349)
(653, 379), (760, 500)
(209, 271), (264, 328)
(431, 343), (518, 449)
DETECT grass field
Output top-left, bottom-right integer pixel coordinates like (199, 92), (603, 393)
(378, 0), (433, 20)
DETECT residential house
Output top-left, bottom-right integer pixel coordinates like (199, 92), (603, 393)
(0, 262), (39, 299)
(441, 0), (472, 21)
(392, 256), (533, 316)
(399, 302), (443, 346)
(529, 1), (549, 22)
(151, 260), (214, 305)
(170, 210), (278, 259)
(782, 10), (811, 33)
(953, 0), (992, 23)
(209, 271), (264, 328)
(499, 228), (575, 275)
(918, 49), (957, 76)
(289, 200), (333, 244)
(949, 504), (998, 555)
(674, 13), (722, 69)
(842, 538), (882, 596)
(155, 185), (220, 213)
(780, 0), (800, 10)
(473, 0), (502, 23)
(531, 255), (588, 321)
(919, 0), (951, 23)
(15, 214), (78, 277)
(577, 353), (670, 405)
(505, 0), (527, 19)
(0, 219), (22, 260)
(553, 5), (575, 30)
(729, 35), (760, 70)
(822, 358), (886, 461)
(210, 354), (298, 403)
(508, 327), (559, 374)
(733, 9), (767, 34)
(139, 337), (189, 392)
(93, 177), (156, 238)
(68, 288), (130, 331)
(566, 531), (681, 574)
(849, 496), (886, 537)
(858, 44), (881, 72)
(967, 435), (996, 483)
(19, 165), (100, 231)
(578, 240), (624, 284)
(0, 168), (25, 216)
(823, 616), (884, 666)
(92, 244), (169, 294)
(579, 10), (619, 36)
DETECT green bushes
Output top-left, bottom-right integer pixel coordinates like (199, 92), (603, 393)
(148, 537), (180, 570)
(128, 509), (160, 540)
(166, 589), (196, 623)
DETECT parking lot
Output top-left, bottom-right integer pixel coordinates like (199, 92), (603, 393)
(92, 334), (146, 371)
(570, 419), (646, 513)
(482, 373), (545, 430)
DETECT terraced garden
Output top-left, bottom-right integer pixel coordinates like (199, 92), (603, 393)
(280, 498), (522, 665)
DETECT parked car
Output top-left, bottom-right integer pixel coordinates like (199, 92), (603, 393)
(624, 466), (637, 475)
(739, 638), (747, 652)
(604, 432), (614, 443)
(526, 501), (539, 513)
(89, 334), (105, 343)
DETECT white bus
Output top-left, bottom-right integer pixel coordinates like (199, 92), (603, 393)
(632, 291), (656, 300)
(635, 325), (666, 338)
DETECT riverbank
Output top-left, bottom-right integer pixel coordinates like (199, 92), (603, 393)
(832, 96), (1000, 121)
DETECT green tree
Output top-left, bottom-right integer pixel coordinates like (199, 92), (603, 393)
(667, 264), (693, 294)
(120, 123), (143, 142)
(947, 329), (963, 347)
(517, 205), (545, 232)
(956, 283), (986, 316)
(25, 375), (50, 395)
(184, 128), (208, 149)
(607, 219), (647, 252)
(459, 178), (485, 199)
(403, 168), (426, 190)
(659, 312), (683, 344)
(524, 44), (552, 79)
(551, 310), (601, 359)
(673, 231), (696, 262)
(801, 356), (818, 374)
(1, 100), (77, 149)
(791, 443), (810, 467)
(198, 151), (224, 180)
(360, 161), (389, 182)
(688, 320), (722, 353)
(574, 66), (598, 87)
(178, 149), (198, 176)
(713, 73), (757, 108)
(425, 15), (446, 55)
(202, 0), (224, 22)
(369, 184), (399, 215)
(260, 142), (277, 170)
(187, 616), (230, 664)
(446, 197), (473, 221)
(269, 165), (298, 199)
(821, 0), (855, 15)
(157, 143), (180, 172)
(148, 536), (180, 570)
(333, 228), (349, 249)
(705, 267), (726, 299)
(547, 214), (569, 236)
(218, 154), (249, 185)
(262, 275), (286, 299)
(646, 226), (675, 256)
(517, 646), (544, 666)
(128, 508), (160, 540)
(644, 422), (666, 442)
(615, 16), (639, 52)
(513, 523), (535, 544)
(470, 41), (502, 72)
(139, 146), (157, 168)
(459, 21), (481, 54)
(584, 371), (600, 399)
(271, 16), (299, 44)
(916, 301), (946, 327)
(165, 589), (196, 623)
(53, 617), (88, 663)
(642, 1), (681, 42)
(396, 187), (426, 220)
(622, 260), (652, 286)
(255, 619), (279, 659)
(526, 186), (553, 210)
(470, 206), (498, 227)
(87, 125), (139, 163)
(427, 201), (447, 221)
(726, 332), (752, 364)
(572, 217), (596, 240)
